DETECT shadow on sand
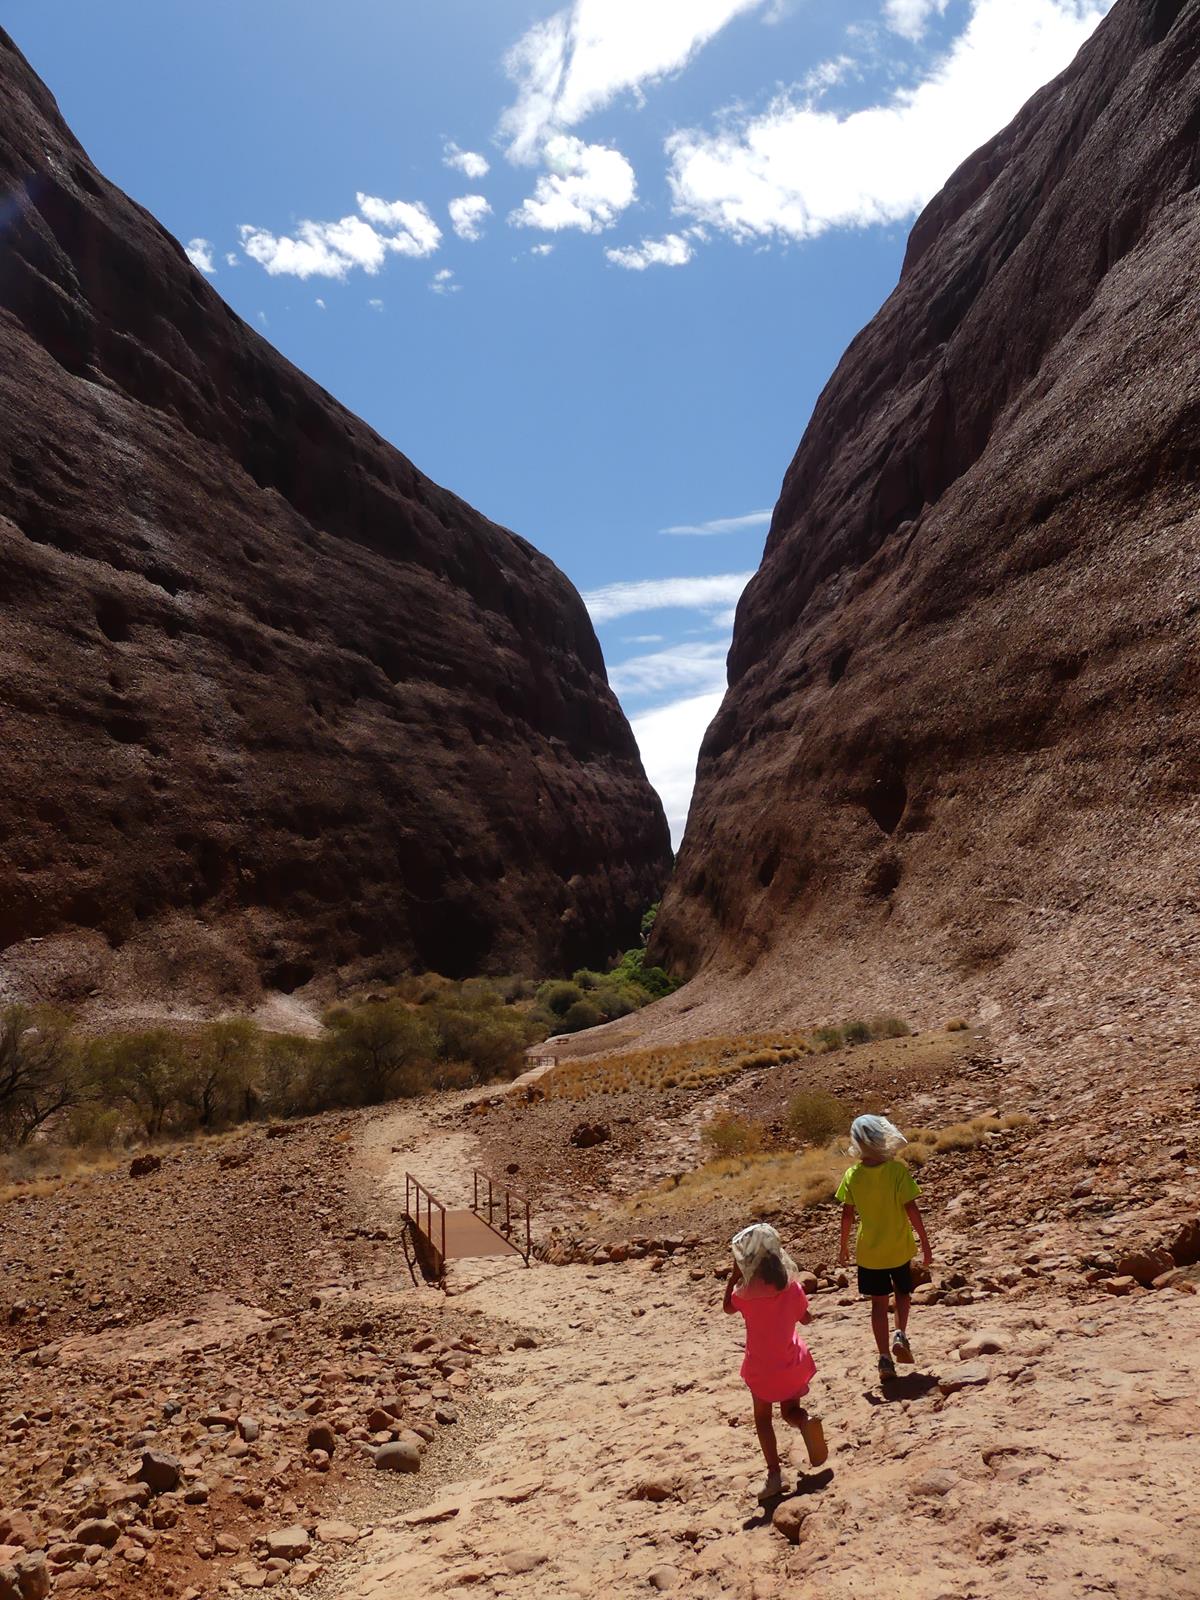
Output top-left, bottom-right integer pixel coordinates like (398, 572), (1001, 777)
(865, 1371), (940, 1405)
(741, 1466), (835, 1530)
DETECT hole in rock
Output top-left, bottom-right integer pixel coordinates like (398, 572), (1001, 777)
(758, 849), (780, 889)
(265, 960), (315, 994)
(865, 770), (908, 835)
(96, 597), (133, 642)
(828, 647), (852, 685)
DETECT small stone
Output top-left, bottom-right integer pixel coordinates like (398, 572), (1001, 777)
(771, 1502), (809, 1544)
(128, 1154), (162, 1179)
(910, 1469), (959, 1497)
(374, 1440), (421, 1473)
(314, 1522), (359, 1545)
(1117, 1249), (1175, 1287)
(938, 1364), (990, 1394)
(1101, 1276), (1137, 1296)
(512, 1334), (537, 1350)
(648, 1564), (679, 1590)
(366, 1409), (394, 1434)
(71, 1521), (118, 1550)
(959, 1332), (1004, 1359)
(265, 1527), (311, 1561)
(137, 1450), (182, 1493)
(306, 1424), (336, 1457)
(237, 1416), (260, 1443)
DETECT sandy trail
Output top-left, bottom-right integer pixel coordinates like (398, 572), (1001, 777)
(329, 1102), (1200, 1600)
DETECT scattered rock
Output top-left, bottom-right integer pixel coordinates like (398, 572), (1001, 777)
(771, 1501), (810, 1544)
(265, 1527), (311, 1561)
(374, 1440), (421, 1474)
(137, 1450), (182, 1494)
(569, 1122), (611, 1149)
(938, 1364), (990, 1394)
(648, 1565), (680, 1590)
(959, 1331), (1004, 1359)
(128, 1155), (162, 1179)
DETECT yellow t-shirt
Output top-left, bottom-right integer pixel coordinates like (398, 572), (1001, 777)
(835, 1160), (920, 1269)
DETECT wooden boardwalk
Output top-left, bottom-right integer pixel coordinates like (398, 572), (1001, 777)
(404, 1171), (531, 1284)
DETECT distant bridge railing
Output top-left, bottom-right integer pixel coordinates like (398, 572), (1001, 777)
(472, 1169), (532, 1265)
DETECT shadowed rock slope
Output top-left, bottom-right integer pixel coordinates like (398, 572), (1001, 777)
(654, 0), (1200, 1031)
(0, 30), (670, 1007)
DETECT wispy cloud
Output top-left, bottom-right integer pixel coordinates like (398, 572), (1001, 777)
(661, 508), (771, 536)
(583, 571), (753, 624)
(510, 134), (636, 233)
(368, 297), (384, 311)
(431, 267), (461, 295)
(668, 0), (1115, 244)
(606, 232), (694, 270)
(449, 194), (493, 241)
(443, 141), (490, 179)
(315, 297), (326, 309)
(530, 242), (556, 257)
(609, 639), (729, 699)
(224, 251), (239, 268)
(240, 194), (441, 279)
(185, 238), (217, 275)
(631, 689), (724, 847)
(500, 0), (770, 163)
(884, 0), (951, 39)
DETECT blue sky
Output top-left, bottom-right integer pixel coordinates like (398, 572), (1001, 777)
(8, 0), (1113, 843)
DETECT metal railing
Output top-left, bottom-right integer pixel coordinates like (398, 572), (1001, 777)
(472, 1169), (532, 1265)
(404, 1171), (447, 1283)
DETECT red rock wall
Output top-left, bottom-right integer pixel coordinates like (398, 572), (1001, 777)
(654, 0), (1200, 1028)
(0, 30), (670, 1006)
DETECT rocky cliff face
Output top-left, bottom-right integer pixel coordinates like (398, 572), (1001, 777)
(0, 30), (670, 1007)
(654, 0), (1200, 1033)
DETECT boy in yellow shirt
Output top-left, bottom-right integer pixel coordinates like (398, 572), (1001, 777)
(836, 1115), (932, 1380)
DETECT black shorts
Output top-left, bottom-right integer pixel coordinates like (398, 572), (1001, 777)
(857, 1261), (914, 1297)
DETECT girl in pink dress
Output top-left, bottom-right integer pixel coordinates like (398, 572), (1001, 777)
(723, 1223), (828, 1503)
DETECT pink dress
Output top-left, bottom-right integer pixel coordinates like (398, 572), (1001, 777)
(732, 1279), (817, 1402)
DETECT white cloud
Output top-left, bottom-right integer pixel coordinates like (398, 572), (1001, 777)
(443, 141), (491, 179)
(583, 571), (753, 624)
(224, 251), (240, 268)
(185, 238), (217, 275)
(315, 297), (326, 309)
(431, 267), (461, 295)
(500, 0), (769, 162)
(631, 689), (724, 848)
(530, 242), (556, 256)
(510, 134), (636, 233)
(356, 195), (442, 255)
(240, 195), (441, 279)
(624, 633), (665, 644)
(668, 0), (1115, 244)
(368, 298), (384, 311)
(606, 232), (694, 270)
(449, 194), (493, 242)
(884, 0), (950, 39)
(610, 639), (730, 699)
(661, 508), (771, 536)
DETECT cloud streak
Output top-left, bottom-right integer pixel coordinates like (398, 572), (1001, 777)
(661, 508), (771, 536)
(631, 689), (724, 847)
(668, 0), (1115, 244)
(583, 571), (753, 624)
(606, 232), (694, 270)
(609, 639), (730, 699)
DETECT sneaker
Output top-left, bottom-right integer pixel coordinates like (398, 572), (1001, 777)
(892, 1329), (914, 1365)
(799, 1413), (828, 1468)
(757, 1469), (784, 1504)
(878, 1353), (897, 1381)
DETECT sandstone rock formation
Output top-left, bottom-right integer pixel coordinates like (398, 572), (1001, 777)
(0, 30), (670, 1006)
(655, 0), (1200, 1027)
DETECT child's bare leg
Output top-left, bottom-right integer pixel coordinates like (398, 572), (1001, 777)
(752, 1398), (780, 1470)
(779, 1397), (807, 1430)
(895, 1293), (911, 1333)
(870, 1295), (890, 1355)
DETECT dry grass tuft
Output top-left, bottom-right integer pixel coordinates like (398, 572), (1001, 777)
(534, 1034), (813, 1101)
(626, 1112), (1034, 1217)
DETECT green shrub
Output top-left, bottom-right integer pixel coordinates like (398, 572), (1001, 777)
(427, 997), (536, 1080)
(83, 1029), (189, 1139)
(843, 1020), (872, 1045)
(562, 999), (604, 1033)
(640, 902), (660, 943)
(702, 1113), (763, 1158)
(536, 980), (585, 1018)
(0, 1005), (83, 1147)
(611, 947), (677, 999)
(784, 1090), (847, 1147)
(813, 1026), (844, 1052)
(322, 1001), (436, 1105)
(871, 1016), (912, 1038)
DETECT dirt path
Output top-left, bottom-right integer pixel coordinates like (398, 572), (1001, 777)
(326, 1104), (1200, 1600)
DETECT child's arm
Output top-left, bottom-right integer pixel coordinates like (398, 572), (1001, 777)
(837, 1204), (855, 1266)
(906, 1200), (933, 1265)
(722, 1263), (742, 1314)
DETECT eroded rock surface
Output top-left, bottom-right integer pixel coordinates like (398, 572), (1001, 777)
(654, 0), (1200, 1029)
(0, 29), (669, 1007)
